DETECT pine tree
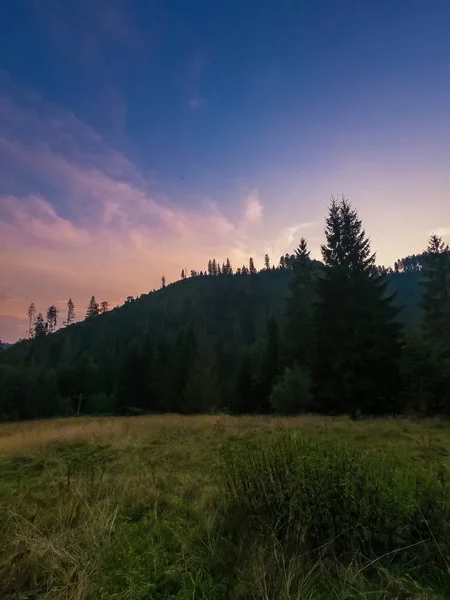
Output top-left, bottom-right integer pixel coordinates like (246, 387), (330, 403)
(34, 313), (48, 337)
(225, 258), (233, 275)
(212, 259), (218, 276)
(264, 253), (270, 270)
(283, 237), (315, 368)
(315, 197), (402, 414)
(65, 298), (75, 326)
(217, 263), (222, 275)
(46, 305), (58, 333)
(421, 234), (450, 350)
(249, 257), (257, 275)
(161, 275), (166, 289)
(27, 303), (36, 338)
(86, 296), (99, 319)
(207, 260), (213, 275)
(181, 269), (186, 280)
(100, 301), (109, 314)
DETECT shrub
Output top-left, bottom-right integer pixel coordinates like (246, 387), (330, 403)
(269, 366), (312, 414)
(224, 434), (450, 574)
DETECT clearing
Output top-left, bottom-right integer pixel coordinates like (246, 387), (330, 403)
(0, 415), (449, 599)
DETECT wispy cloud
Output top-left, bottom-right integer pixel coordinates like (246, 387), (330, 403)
(0, 88), (301, 341)
(243, 190), (263, 224)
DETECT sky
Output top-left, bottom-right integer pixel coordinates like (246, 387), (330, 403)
(1, 0), (450, 342)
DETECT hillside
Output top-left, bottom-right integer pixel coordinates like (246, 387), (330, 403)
(0, 264), (423, 421)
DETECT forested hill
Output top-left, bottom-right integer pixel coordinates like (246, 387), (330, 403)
(0, 260), (422, 421)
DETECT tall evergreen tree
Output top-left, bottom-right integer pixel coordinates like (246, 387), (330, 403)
(27, 303), (36, 338)
(264, 253), (270, 270)
(161, 275), (166, 289)
(46, 305), (58, 333)
(421, 234), (450, 351)
(283, 237), (315, 368)
(65, 298), (75, 326)
(34, 313), (48, 337)
(249, 257), (257, 275)
(315, 197), (402, 414)
(86, 296), (99, 319)
(225, 258), (233, 275)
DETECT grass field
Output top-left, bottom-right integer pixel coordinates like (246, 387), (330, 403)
(0, 415), (449, 599)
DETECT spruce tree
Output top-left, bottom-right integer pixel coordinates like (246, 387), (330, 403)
(46, 305), (58, 333)
(249, 257), (257, 275)
(161, 275), (166, 289)
(283, 237), (315, 368)
(421, 234), (450, 351)
(264, 253), (270, 270)
(86, 296), (99, 319)
(34, 313), (48, 337)
(315, 197), (402, 414)
(66, 298), (75, 326)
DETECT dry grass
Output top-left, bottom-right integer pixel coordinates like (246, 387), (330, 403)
(1, 413), (444, 454)
(0, 414), (325, 453)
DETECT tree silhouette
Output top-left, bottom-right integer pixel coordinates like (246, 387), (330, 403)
(27, 303), (36, 338)
(284, 237), (315, 368)
(46, 305), (58, 333)
(315, 197), (402, 414)
(34, 313), (48, 337)
(86, 296), (100, 319)
(65, 298), (75, 326)
(421, 234), (450, 350)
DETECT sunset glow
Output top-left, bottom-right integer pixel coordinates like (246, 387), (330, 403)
(1, 1), (450, 341)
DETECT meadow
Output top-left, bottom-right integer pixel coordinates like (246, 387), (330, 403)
(0, 415), (449, 599)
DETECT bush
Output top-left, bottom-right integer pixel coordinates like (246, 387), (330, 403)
(224, 434), (450, 574)
(269, 366), (312, 414)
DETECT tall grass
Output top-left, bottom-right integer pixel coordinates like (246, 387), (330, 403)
(1, 416), (450, 599)
(224, 434), (450, 582)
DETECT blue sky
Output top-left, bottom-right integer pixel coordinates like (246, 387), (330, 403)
(1, 0), (450, 340)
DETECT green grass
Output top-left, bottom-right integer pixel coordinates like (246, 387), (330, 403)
(0, 415), (449, 599)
